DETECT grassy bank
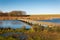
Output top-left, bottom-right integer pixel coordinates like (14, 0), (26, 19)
(0, 24), (60, 40)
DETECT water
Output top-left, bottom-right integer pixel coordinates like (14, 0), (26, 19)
(0, 20), (31, 29)
(0, 32), (28, 40)
(39, 18), (60, 24)
(0, 20), (29, 40)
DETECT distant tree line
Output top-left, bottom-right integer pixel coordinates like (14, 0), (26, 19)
(0, 11), (30, 17)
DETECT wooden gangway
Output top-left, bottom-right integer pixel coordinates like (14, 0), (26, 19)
(19, 19), (60, 27)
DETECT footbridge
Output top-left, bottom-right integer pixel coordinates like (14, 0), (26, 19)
(18, 19), (60, 27)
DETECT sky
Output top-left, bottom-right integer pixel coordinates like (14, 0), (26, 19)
(0, 0), (60, 15)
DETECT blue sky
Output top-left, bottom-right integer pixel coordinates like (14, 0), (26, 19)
(0, 0), (60, 15)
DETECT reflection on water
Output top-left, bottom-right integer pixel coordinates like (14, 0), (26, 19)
(0, 20), (31, 29)
(39, 19), (60, 24)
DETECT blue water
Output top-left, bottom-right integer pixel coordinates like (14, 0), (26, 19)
(39, 19), (60, 24)
(0, 20), (31, 29)
(0, 32), (28, 40)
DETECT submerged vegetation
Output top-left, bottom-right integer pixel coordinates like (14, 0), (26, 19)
(0, 24), (60, 40)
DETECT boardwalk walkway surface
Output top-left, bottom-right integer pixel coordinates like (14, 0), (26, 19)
(19, 19), (60, 27)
